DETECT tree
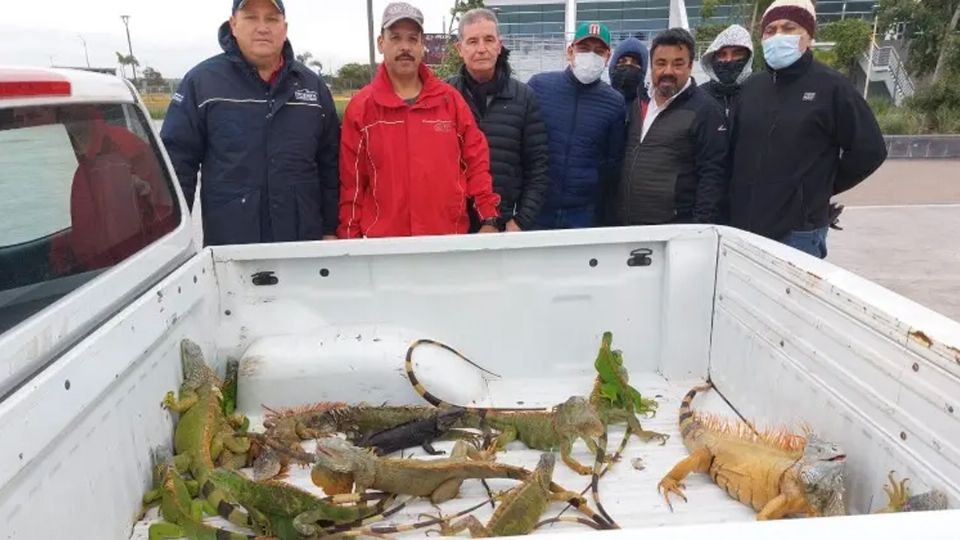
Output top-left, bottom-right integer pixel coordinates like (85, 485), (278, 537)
(878, 0), (960, 81)
(141, 66), (168, 93)
(296, 51), (324, 74)
(447, 0), (486, 35)
(335, 63), (373, 91)
(115, 51), (139, 79)
(818, 19), (873, 76)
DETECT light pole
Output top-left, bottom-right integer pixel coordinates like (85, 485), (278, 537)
(78, 35), (91, 68)
(366, 0), (376, 72)
(120, 15), (138, 82)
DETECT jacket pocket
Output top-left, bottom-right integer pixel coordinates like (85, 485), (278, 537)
(203, 190), (261, 246)
(293, 182), (323, 240)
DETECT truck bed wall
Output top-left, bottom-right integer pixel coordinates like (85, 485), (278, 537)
(711, 230), (960, 513)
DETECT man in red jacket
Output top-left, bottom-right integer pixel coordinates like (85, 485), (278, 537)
(338, 2), (500, 239)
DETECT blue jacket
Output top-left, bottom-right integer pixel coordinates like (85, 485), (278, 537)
(527, 69), (625, 226)
(161, 22), (340, 246)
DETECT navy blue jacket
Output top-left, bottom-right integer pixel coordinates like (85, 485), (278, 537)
(527, 69), (625, 226)
(161, 22), (340, 246)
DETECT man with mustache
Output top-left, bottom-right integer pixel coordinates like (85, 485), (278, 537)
(610, 28), (729, 226)
(338, 2), (500, 238)
(162, 0), (340, 246)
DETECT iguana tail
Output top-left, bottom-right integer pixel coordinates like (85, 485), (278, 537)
(678, 382), (714, 448)
(329, 497), (493, 537)
(199, 477), (265, 533)
(405, 339), (503, 408)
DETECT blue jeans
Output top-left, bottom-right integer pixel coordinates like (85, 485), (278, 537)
(780, 227), (829, 259)
(534, 207), (596, 230)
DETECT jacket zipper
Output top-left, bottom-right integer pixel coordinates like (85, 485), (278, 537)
(561, 85), (580, 217)
(752, 72), (780, 232)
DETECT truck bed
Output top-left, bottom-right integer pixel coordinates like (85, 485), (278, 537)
(130, 373), (757, 538)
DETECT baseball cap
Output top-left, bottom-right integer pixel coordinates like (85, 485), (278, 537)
(574, 22), (612, 49)
(232, 0), (285, 15)
(382, 2), (424, 31)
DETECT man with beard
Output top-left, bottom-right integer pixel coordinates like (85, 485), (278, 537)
(338, 2), (500, 238)
(610, 28), (729, 226)
(699, 24), (753, 125)
(447, 8), (548, 232)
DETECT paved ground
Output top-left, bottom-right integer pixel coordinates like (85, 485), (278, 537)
(829, 160), (960, 321)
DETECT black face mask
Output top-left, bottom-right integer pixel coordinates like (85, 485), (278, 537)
(611, 64), (644, 101)
(712, 58), (749, 86)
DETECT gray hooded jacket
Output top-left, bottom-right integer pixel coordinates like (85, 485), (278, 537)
(699, 24), (754, 118)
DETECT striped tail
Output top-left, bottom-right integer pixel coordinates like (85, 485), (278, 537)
(404, 339), (501, 409)
(678, 382), (713, 445)
(200, 479), (263, 533)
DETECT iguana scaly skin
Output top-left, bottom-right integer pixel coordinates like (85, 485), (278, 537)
(144, 462), (259, 540)
(590, 331), (668, 445)
(163, 339), (253, 528)
(203, 468), (370, 539)
(405, 340), (608, 475)
(334, 453), (608, 539)
(658, 382), (848, 520)
(876, 472), (949, 513)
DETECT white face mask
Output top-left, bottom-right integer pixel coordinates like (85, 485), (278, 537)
(572, 52), (606, 84)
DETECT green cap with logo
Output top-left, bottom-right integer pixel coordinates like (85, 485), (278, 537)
(573, 22), (612, 48)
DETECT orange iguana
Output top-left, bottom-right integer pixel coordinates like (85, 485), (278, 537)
(658, 382), (848, 520)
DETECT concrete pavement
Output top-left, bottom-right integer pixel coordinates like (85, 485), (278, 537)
(829, 160), (960, 321)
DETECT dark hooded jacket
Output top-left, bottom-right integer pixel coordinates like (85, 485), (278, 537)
(161, 22), (340, 246)
(699, 24), (754, 130)
(447, 49), (549, 230)
(609, 38), (650, 113)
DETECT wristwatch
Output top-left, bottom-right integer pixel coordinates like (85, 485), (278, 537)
(479, 218), (499, 229)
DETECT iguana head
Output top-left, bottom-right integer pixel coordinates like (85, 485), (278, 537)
(180, 339), (219, 390)
(797, 434), (847, 516)
(533, 453), (557, 490)
(554, 396), (605, 439)
(313, 437), (370, 473)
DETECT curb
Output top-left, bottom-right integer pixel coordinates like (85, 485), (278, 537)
(885, 135), (960, 159)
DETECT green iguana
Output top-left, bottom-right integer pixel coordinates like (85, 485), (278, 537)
(144, 462), (260, 540)
(334, 453), (609, 538)
(658, 382), (848, 520)
(405, 340), (609, 475)
(591, 331), (668, 444)
(876, 471), (949, 513)
(203, 468), (378, 539)
(162, 339), (253, 528)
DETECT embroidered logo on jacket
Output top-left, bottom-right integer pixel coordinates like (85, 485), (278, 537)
(171, 93), (184, 104)
(429, 120), (455, 133)
(802, 92), (817, 102)
(295, 89), (319, 103)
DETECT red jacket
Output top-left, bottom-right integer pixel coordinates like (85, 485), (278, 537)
(338, 63), (500, 239)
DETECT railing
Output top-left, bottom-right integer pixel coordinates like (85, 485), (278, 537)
(863, 42), (915, 104)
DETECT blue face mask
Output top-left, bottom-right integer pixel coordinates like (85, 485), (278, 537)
(762, 34), (803, 70)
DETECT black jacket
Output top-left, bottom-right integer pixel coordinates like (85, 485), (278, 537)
(448, 55), (549, 230)
(730, 52), (887, 239)
(613, 80), (729, 225)
(161, 22), (340, 246)
(701, 80), (742, 122)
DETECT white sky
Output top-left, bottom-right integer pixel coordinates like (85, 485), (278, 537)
(0, 1), (460, 78)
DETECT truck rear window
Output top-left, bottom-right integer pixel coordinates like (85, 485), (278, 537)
(0, 103), (181, 332)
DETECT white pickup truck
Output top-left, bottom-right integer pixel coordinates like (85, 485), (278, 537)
(1, 67), (958, 540)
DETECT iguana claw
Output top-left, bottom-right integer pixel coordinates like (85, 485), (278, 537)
(658, 478), (688, 512)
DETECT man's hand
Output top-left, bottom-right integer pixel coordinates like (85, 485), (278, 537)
(505, 220), (522, 232)
(478, 225), (499, 234)
(322, 235), (338, 241)
(828, 203), (845, 231)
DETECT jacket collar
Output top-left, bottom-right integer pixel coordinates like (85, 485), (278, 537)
(371, 62), (444, 108)
(459, 56), (514, 99)
(766, 50), (814, 82)
(642, 76), (698, 105)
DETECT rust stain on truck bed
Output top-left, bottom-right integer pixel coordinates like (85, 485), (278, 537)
(909, 330), (933, 348)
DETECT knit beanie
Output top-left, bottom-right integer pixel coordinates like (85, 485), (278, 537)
(761, 0), (817, 38)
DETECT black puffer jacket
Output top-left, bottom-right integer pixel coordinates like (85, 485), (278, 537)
(448, 53), (549, 230)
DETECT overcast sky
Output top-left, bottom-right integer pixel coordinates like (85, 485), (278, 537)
(1, 1), (460, 78)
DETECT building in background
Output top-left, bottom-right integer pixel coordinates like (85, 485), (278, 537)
(485, 0), (880, 80)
